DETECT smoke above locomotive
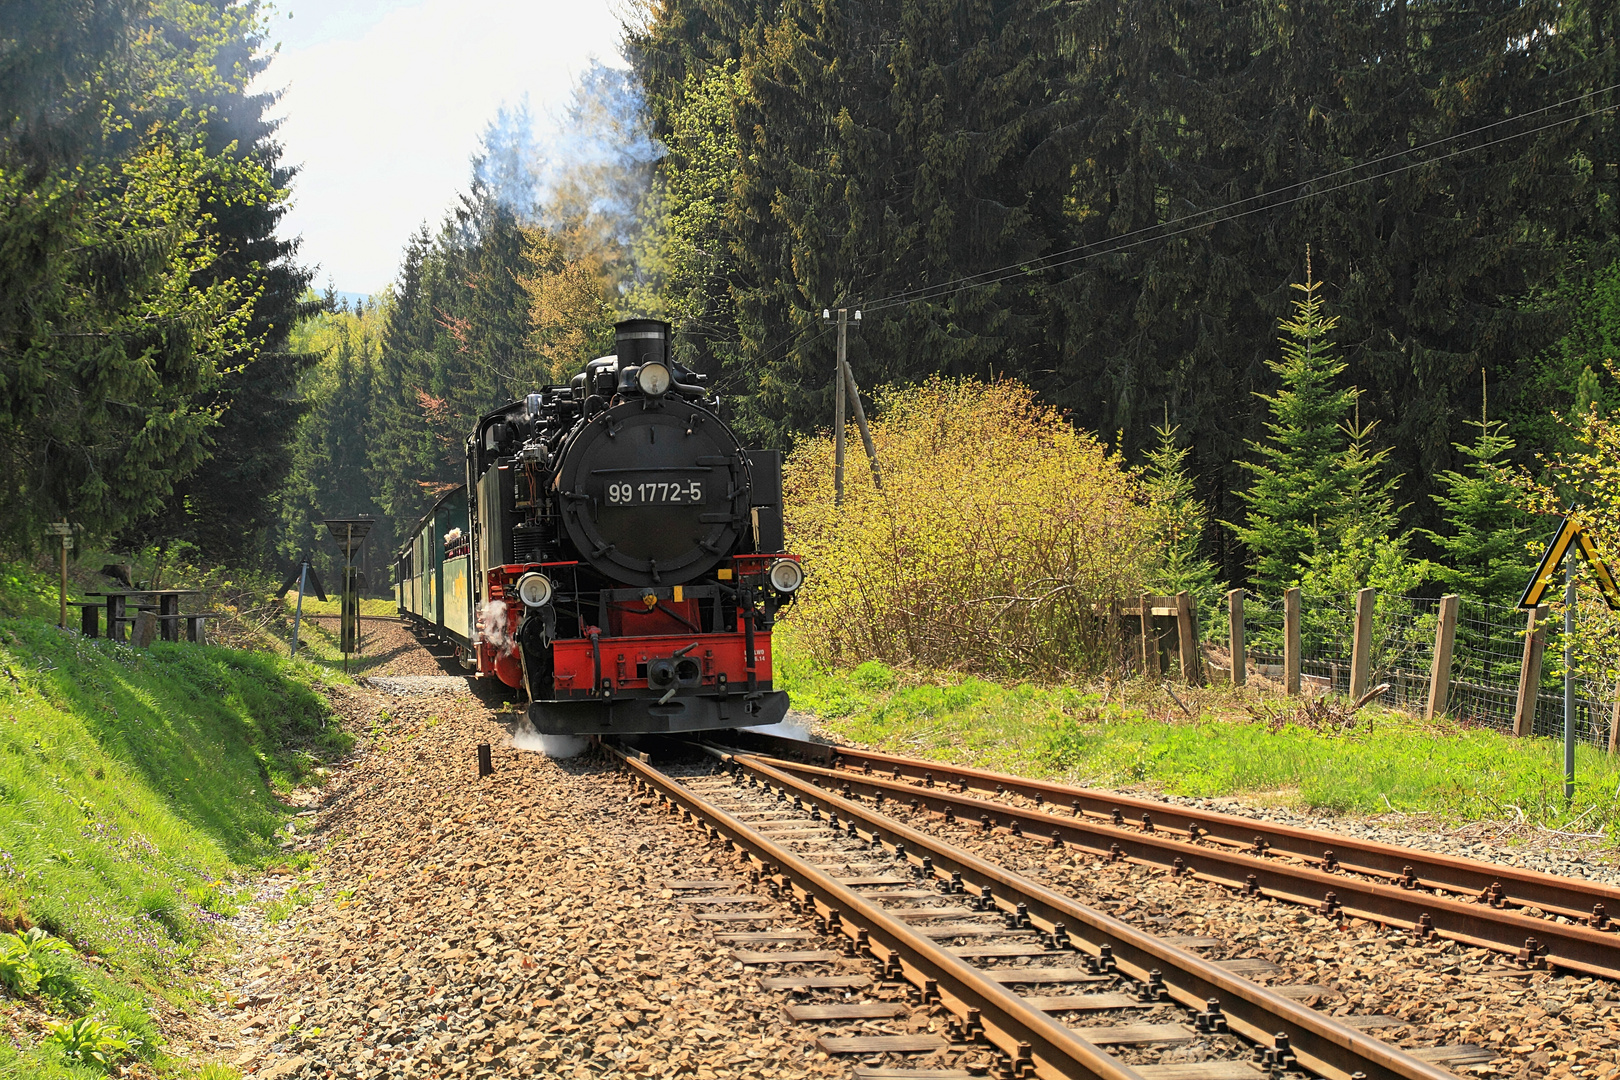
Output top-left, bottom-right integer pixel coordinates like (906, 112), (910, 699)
(394, 320), (802, 736)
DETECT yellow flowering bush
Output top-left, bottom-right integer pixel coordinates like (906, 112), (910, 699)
(782, 377), (1150, 677)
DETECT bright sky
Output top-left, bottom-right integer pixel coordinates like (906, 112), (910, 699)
(257, 0), (627, 293)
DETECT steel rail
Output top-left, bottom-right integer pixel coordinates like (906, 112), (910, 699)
(725, 729), (1620, 925)
(750, 750), (1620, 981)
(599, 744), (1146, 1080)
(721, 750), (1454, 1080)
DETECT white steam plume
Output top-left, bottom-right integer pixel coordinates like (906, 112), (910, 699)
(511, 719), (588, 760)
(478, 599), (517, 656)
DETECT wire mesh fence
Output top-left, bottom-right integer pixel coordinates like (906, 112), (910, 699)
(1196, 589), (1619, 748)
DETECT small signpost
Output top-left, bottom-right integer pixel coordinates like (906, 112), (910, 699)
(277, 555), (327, 658)
(44, 522), (74, 628)
(1519, 514), (1620, 802)
(323, 518), (373, 674)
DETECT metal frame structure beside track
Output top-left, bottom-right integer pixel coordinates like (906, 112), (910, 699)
(742, 747), (1620, 982)
(723, 730), (1620, 927)
(708, 749), (1455, 1080)
(602, 742), (1145, 1080)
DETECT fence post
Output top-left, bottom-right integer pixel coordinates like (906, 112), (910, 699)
(1513, 605), (1549, 737)
(1425, 594), (1461, 720)
(1227, 589), (1245, 687)
(1139, 592), (1155, 677)
(1348, 587), (1374, 702)
(1284, 587), (1302, 695)
(1175, 591), (1203, 686)
(1609, 696), (1620, 756)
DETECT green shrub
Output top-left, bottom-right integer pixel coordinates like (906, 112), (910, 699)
(41, 1017), (142, 1072)
(783, 378), (1148, 677)
(0, 928), (73, 996)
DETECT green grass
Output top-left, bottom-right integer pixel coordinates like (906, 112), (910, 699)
(776, 632), (1620, 837)
(0, 564), (353, 1077)
(274, 595), (407, 677)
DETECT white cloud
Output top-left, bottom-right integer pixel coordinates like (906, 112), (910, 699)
(258, 0), (626, 292)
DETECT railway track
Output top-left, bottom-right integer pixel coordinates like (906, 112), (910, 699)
(609, 738), (1493, 1080)
(720, 730), (1620, 982)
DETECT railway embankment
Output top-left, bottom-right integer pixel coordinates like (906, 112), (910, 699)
(0, 569), (352, 1077)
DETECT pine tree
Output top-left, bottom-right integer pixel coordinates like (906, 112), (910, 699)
(1421, 415), (1538, 607)
(1143, 419), (1221, 611)
(1230, 276), (1357, 596)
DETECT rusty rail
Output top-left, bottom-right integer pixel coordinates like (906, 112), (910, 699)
(716, 749), (1455, 1080)
(723, 729), (1620, 925)
(741, 748), (1620, 982)
(600, 743), (1146, 1080)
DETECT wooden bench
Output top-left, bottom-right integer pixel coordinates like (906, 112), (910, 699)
(72, 603), (217, 644)
(152, 612), (217, 644)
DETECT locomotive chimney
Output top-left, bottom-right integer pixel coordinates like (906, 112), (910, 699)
(614, 319), (670, 368)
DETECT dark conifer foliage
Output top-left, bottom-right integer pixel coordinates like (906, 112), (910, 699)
(129, 0), (318, 562)
(632, 0), (1620, 582)
(0, 0), (303, 551)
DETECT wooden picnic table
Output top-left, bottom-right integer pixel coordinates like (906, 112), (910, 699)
(81, 590), (203, 643)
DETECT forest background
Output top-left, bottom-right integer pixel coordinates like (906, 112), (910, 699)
(8, 0), (1620, 641)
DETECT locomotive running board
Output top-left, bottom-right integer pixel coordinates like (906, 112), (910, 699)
(527, 690), (789, 735)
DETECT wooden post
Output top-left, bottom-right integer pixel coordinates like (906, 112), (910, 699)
(841, 358), (884, 491)
(1175, 591), (1203, 686)
(833, 308), (847, 505)
(1348, 587), (1374, 702)
(1138, 593), (1155, 677)
(1425, 594), (1461, 720)
(1283, 587), (1302, 695)
(1513, 606), (1549, 737)
(1609, 695), (1620, 756)
(1227, 589), (1245, 687)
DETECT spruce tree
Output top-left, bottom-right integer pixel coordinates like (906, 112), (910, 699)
(1143, 419), (1221, 611)
(1420, 415), (1538, 607)
(1230, 277), (1356, 596)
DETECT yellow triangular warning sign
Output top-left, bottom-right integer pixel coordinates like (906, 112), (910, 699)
(1519, 514), (1620, 611)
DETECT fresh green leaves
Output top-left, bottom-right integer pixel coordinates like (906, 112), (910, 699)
(42, 1016), (142, 1071)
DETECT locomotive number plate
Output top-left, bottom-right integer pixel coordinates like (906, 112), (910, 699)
(606, 480), (704, 505)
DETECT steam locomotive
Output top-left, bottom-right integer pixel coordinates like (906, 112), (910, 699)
(394, 319), (801, 735)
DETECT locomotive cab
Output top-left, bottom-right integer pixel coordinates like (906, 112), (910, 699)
(463, 319), (799, 735)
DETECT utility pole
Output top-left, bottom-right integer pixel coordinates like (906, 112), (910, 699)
(834, 307), (847, 505)
(823, 306), (882, 500)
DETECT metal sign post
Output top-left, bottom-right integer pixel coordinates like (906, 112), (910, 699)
(1519, 513), (1620, 805)
(1564, 562), (1578, 802)
(323, 518), (374, 674)
(291, 562), (308, 658)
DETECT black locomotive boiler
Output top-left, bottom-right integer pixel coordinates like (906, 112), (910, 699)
(395, 320), (802, 735)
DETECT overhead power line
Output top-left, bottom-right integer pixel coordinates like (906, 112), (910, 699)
(861, 82), (1620, 315)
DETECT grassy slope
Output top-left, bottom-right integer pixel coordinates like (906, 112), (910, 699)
(776, 632), (1620, 836)
(0, 562), (352, 1077)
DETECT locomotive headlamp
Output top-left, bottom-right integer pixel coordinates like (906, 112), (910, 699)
(768, 558), (804, 593)
(637, 362), (672, 396)
(516, 572), (553, 607)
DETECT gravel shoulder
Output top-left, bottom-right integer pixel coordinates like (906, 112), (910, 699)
(187, 622), (853, 1080)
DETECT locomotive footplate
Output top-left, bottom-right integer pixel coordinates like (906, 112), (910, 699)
(527, 690), (790, 735)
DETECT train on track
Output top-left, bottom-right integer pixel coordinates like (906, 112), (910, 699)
(394, 319), (801, 736)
